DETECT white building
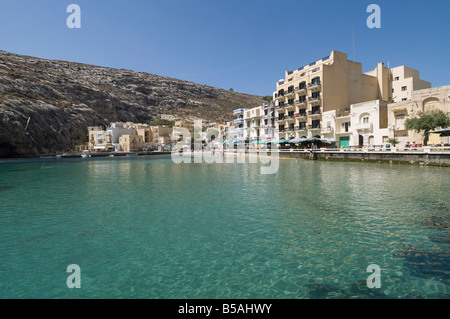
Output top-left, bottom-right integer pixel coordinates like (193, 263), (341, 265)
(244, 106), (262, 141)
(106, 123), (135, 150)
(349, 100), (389, 148)
(261, 102), (277, 142)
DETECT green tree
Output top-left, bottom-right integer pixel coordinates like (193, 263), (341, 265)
(387, 138), (399, 146)
(149, 119), (175, 127)
(404, 109), (450, 146)
(262, 96), (273, 103)
(229, 88), (234, 92)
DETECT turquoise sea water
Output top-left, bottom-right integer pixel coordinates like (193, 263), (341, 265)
(0, 155), (449, 299)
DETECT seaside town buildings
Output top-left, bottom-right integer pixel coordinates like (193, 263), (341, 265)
(87, 122), (173, 152)
(84, 50), (448, 153)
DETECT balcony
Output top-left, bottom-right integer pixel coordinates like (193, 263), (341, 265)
(286, 126), (295, 132)
(295, 125), (307, 131)
(308, 110), (321, 117)
(277, 117), (286, 122)
(295, 99), (307, 107)
(321, 126), (334, 134)
(296, 112), (307, 119)
(285, 115), (295, 122)
(263, 114), (275, 119)
(285, 90), (295, 97)
(355, 122), (373, 131)
(233, 109), (244, 115)
(295, 86), (307, 94)
(308, 96), (321, 106)
(234, 119), (244, 124)
(307, 124), (321, 130)
(284, 103), (295, 110)
(308, 82), (321, 91)
(276, 93), (285, 100)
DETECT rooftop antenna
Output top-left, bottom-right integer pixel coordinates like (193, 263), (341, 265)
(352, 28), (356, 59)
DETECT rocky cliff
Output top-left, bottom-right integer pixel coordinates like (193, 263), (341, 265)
(0, 51), (265, 157)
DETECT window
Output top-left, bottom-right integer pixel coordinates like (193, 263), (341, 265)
(363, 117), (369, 124)
(395, 77), (399, 81)
(396, 114), (406, 128)
(392, 89), (394, 93)
(402, 98), (407, 101)
(402, 86), (407, 91)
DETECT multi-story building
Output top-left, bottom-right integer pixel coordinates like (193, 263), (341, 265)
(106, 123), (135, 143)
(133, 124), (153, 146)
(87, 126), (105, 150)
(389, 66), (431, 102)
(388, 85), (450, 147)
(244, 106), (263, 142)
(119, 134), (144, 152)
(261, 102), (277, 142)
(233, 109), (245, 141)
(172, 121), (194, 143)
(274, 50), (392, 140)
(346, 100), (389, 148)
(218, 122), (234, 140)
(151, 125), (173, 144)
(274, 50), (431, 147)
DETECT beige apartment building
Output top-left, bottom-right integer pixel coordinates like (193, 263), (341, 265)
(274, 50), (392, 140)
(389, 66), (431, 102)
(151, 125), (172, 144)
(172, 121), (194, 142)
(87, 126), (105, 150)
(388, 85), (450, 147)
(274, 50), (431, 145)
(119, 134), (144, 152)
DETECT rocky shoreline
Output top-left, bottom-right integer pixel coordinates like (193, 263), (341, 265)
(0, 50), (265, 157)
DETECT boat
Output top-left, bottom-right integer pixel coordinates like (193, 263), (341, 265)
(81, 153), (91, 158)
(126, 153), (138, 157)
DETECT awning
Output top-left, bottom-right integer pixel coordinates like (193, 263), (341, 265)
(321, 138), (338, 144)
(274, 139), (290, 144)
(289, 138), (308, 143)
(430, 128), (450, 137)
(304, 138), (322, 143)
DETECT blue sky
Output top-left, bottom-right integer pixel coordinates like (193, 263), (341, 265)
(0, 0), (449, 96)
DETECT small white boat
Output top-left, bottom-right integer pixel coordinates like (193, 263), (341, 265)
(81, 153), (91, 158)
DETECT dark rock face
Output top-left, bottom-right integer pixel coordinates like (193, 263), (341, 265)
(0, 51), (265, 157)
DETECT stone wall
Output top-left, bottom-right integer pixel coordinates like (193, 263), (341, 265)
(277, 150), (450, 166)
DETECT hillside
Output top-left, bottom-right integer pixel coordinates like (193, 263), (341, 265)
(0, 51), (265, 157)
